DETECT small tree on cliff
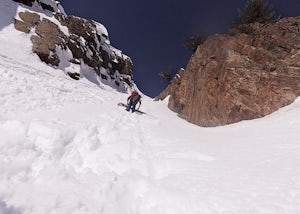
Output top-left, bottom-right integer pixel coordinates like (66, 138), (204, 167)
(184, 34), (207, 53)
(238, 0), (278, 24)
(159, 66), (173, 83)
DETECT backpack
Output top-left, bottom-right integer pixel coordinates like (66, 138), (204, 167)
(130, 91), (138, 100)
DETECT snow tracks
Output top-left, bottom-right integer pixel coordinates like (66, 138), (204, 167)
(0, 55), (158, 213)
(1, 55), (300, 213)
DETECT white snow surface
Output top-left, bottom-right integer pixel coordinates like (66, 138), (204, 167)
(2, 55), (300, 214)
(1, 1), (300, 214)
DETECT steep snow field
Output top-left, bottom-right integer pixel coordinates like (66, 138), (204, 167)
(2, 54), (300, 214)
(1, 1), (300, 214)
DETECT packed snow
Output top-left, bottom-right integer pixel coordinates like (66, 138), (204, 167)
(1, 0), (300, 214)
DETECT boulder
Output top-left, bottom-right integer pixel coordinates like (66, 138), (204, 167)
(14, 19), (30, 33)
(14, 11), (40, 33)
(19, 11), (40, 25)
(31, 18), (66, 66)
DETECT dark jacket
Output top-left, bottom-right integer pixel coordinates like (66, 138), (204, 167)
(127, 91), (141, 111)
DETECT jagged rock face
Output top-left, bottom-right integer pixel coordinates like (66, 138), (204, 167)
(55, 14), (132, 77)
(13, 2), (133, 90)
(154, 68), (185, 103)
(12, 0), (34, 6)
(13, 0), (65, 13)
(157, 17), (300, 127)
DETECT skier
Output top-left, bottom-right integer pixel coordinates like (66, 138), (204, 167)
(126, 90), (141, 112)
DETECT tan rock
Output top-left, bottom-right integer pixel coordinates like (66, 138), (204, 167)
(14, 19), (30, 33)
(14, 11), (40, 33)
(30, 18), (66, 66)
(157, 17), (300, 127)
(35, 18), (65, 49)
(19, 11), (40, 26)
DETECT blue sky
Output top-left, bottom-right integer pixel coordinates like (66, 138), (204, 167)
(59, 0), (300, 97)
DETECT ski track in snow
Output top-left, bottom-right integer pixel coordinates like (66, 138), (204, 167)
(0, 56), (105, 117)
(1, 54), (300, 214)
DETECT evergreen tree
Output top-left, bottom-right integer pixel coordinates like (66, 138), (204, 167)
(184, 34), (207, 53)
(239, 0), (278, 24)
(159, 67), (173, 83)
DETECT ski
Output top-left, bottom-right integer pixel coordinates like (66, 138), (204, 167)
(118, 102), (145, 114)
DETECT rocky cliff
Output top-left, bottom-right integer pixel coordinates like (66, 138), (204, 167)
(156, 17), (300, 127)
(13, 0), (65, 13)
(13, 0), (133, 91)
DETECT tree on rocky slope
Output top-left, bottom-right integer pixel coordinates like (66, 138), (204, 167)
(238, 0), (278, 24)
(159, 66), (173, 82)
(184, 34), (207, 53)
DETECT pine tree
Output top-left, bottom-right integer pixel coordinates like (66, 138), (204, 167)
(159, 67), (173, 82)
(184, 34), (207, 53)
(238, 0), (277, 24)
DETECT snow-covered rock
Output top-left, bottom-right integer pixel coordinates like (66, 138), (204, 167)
(13, 0), (65, 14)
(12, 0), (133, 92)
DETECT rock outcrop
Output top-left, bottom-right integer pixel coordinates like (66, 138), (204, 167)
(12, 0), (35, 7)
(13, 0), (65, 13)
(14, 11), (40, 33)
(155, 68), (185, 102)
(156, 17), (300, 127)
(13, 0), (133, 91)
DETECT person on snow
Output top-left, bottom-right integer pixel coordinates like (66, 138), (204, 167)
(126, 90), (141, 112)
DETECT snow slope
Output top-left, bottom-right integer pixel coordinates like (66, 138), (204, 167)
(1, 1), (300, 214)
(1, 54), (300, 214)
